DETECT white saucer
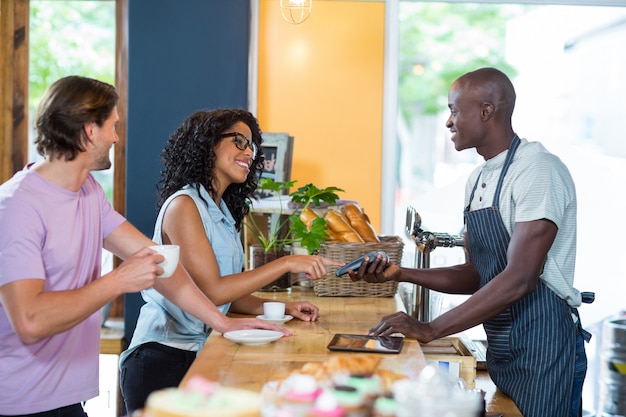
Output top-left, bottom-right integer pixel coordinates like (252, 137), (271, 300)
(223, 329), (284, 346)
(257, 314), (294, 324)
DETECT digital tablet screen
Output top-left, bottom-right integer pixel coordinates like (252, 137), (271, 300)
(327, 334), (404, 354)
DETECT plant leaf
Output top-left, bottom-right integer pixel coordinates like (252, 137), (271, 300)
(258, 178), (296, 193)
(248, 181), (343, 254)
(290, 216), (329, 254)
(290, 183), (344, 207)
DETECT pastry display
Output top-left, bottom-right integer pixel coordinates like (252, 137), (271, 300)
(263, 354), (407, 417)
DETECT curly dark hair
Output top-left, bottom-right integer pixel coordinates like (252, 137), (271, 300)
(157, 109), (264, 231)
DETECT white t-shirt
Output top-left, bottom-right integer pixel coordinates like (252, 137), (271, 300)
(464, 138), (582, 307)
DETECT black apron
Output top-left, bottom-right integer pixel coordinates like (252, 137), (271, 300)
(464, 136), (582, 417)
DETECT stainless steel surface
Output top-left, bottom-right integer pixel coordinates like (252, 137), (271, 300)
(405, 206), (466, 322)
(599, 318), (626, 416)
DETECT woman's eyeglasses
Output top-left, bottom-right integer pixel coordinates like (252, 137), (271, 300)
(219, 132), (258, 159)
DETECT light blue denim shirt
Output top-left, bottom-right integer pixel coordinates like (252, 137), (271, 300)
(120, 184), (244, 364)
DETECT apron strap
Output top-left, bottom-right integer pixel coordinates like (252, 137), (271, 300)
(492, 135), (521, 207)
(572, 308), (593, 343)
(465, 134), (521, 213)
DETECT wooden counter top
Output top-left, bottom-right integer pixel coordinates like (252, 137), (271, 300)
(100, 317), (124, 354)
(182, 287), (521, 416)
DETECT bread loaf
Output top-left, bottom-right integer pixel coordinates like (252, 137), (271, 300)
(342, 203), (380, 243)
(300, 207), (320, 229)
(325, 210), (364, 243)
(300, 207), (340, 241)
(324, 228), (342, 241)
(343, 202), (371, 223)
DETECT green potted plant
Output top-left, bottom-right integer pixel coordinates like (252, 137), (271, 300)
(245, 178), (343, 291)
(246, 178), (344, 255)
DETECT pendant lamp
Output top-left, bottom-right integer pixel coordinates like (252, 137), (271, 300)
(280, 0), (312, 24)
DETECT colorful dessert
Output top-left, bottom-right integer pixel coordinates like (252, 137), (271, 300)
(307, 390), (345, 417)
(143, 376), (262, 417)
(278, 374), (323, 417)
(372, 395), (398, 417)
(345, 374), (381, 406)
(331, 385), (368, 417)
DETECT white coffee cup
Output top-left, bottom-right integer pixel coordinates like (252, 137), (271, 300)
(263, 302), (286, 319)
(150, 245), (180, 278)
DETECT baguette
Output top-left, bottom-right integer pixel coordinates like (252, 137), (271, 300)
(324, 210), (364, 243)
(299, 207), (320, 229)
(342, 203), (380, 243)
(324, 228), (342, 242)
(300, 207), (340, 241)
(343, 202), (371, 223)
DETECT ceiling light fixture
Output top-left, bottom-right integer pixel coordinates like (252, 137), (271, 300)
(280, 0), (312, 25)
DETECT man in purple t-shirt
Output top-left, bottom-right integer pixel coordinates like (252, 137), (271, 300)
(0, 76), (285, 417)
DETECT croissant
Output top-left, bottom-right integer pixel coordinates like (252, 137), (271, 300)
(375, 369), (408, 393)
(325, 354), (382, 375)
(342, 203), (380, 243)
(295, 354), (383, 381)
(297, 362), (326, 380)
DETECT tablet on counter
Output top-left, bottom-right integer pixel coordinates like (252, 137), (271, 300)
(327, 333), (404, 354)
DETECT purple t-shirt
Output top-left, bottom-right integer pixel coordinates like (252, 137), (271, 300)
(0, 166), (125, 414)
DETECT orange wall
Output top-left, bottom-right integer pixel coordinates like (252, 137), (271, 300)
(257, 0), (385, 230)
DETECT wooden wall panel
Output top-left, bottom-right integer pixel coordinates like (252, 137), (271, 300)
(114, 0), (128, 217)
(0, 0), (28, 183)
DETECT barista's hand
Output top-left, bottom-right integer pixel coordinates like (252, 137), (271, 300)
(286, 301), (319, 322)
(368, 311), (436, 343)
(347, 255), (400, 283)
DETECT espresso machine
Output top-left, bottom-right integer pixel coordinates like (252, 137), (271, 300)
(404, 206), (466, 321)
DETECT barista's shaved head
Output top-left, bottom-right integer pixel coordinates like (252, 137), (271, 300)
(453, 67), (516, 121)
(446, 67), (517, 158)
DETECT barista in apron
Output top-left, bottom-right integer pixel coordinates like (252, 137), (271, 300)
(464, 135), (592, 417)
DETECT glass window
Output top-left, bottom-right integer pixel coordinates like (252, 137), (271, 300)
(393, 3), (626, 411)
(28, 0), (116, 202)
(29, 1), (116, 274)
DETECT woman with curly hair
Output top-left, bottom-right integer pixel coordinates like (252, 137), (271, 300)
(119, 109), (340, 413)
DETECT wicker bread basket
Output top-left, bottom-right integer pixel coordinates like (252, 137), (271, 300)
(314, 235), (404, 297)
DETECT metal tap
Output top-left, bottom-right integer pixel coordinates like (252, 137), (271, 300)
(405, 206), (465, 321)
